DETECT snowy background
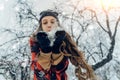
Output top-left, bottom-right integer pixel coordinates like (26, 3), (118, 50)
(0, 0), (120, 80)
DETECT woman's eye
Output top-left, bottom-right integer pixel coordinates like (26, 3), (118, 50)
(51, 21), (55, 24)
(43, 22), (47, 24)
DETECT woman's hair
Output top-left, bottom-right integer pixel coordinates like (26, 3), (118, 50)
(30, 10), (60, 42)
(63, 32), (96, 80)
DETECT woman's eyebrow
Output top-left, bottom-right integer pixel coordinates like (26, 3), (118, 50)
(51, 19), (56, 21)
(42, 19), (55, 22)
(42, 19), (47, 22)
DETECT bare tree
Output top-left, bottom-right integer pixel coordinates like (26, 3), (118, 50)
(0, 0), (120, 80)
(0, 0), (36, 79)
(52, 0), (120, 79)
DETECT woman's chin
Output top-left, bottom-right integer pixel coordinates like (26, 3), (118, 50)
(45, 29), (51, 32)
(48, 30), (51, 32)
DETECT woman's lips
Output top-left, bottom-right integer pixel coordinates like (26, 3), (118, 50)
(47, 26), (52, 29)
(48, 26), (51, 28)
(47, 27), (52, 31)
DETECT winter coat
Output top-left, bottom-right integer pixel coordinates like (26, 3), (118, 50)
(29, 31), (69, 71)
(29, 31), (82, 70)
(29, 30), (96, 80)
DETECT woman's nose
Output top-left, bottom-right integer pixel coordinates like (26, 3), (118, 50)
(47, 22), (52, 26)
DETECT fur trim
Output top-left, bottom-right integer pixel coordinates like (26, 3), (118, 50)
(37, 27), (64, 46)
(46, 26), (64, 46)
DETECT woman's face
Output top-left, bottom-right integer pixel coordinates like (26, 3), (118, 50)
(41, 16), (58, 32)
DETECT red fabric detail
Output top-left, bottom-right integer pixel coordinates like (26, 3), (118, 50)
(56, 60), (68, 80)
(33, 74), (37, 80)
(31, 52), (36, 61)
(29, 38), (37, 70)
(33, 62), (51, 80)
(29, 38), (35, 47)
(56, 72), (67, 80)
(29, 38), (39, 70)
(31, 53), (36, 70)
(56, 73), (61, 80)
(56, 59), (69, 73)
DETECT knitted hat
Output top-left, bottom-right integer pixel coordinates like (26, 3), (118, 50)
(39, 10), (59, 23)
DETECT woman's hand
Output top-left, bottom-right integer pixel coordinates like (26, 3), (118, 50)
(52, 30), (66, 53)
(36, 32), (52, 53)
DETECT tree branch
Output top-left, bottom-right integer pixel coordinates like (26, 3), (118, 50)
(112, 16), (120, 39)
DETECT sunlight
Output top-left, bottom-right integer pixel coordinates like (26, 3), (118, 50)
(94, 0), (120, 9)
(101, 0), (112, 8)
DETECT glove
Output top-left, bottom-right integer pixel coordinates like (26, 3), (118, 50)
(52, 30), (66, 53)
(36, 32), (52, 53)
(31, 42), (40, 53)
(34, 69), (47, 80)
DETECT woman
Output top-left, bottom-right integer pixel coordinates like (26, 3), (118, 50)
(29, 10), (96, 80)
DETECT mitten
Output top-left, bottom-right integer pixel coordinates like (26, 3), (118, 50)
(52, 30), (66, 53)
(36, 32), (52, 53)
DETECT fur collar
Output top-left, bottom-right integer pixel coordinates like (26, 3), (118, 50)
(47, 27), (64, 46)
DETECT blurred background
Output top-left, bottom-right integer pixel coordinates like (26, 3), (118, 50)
(0, 0), (120, 80)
